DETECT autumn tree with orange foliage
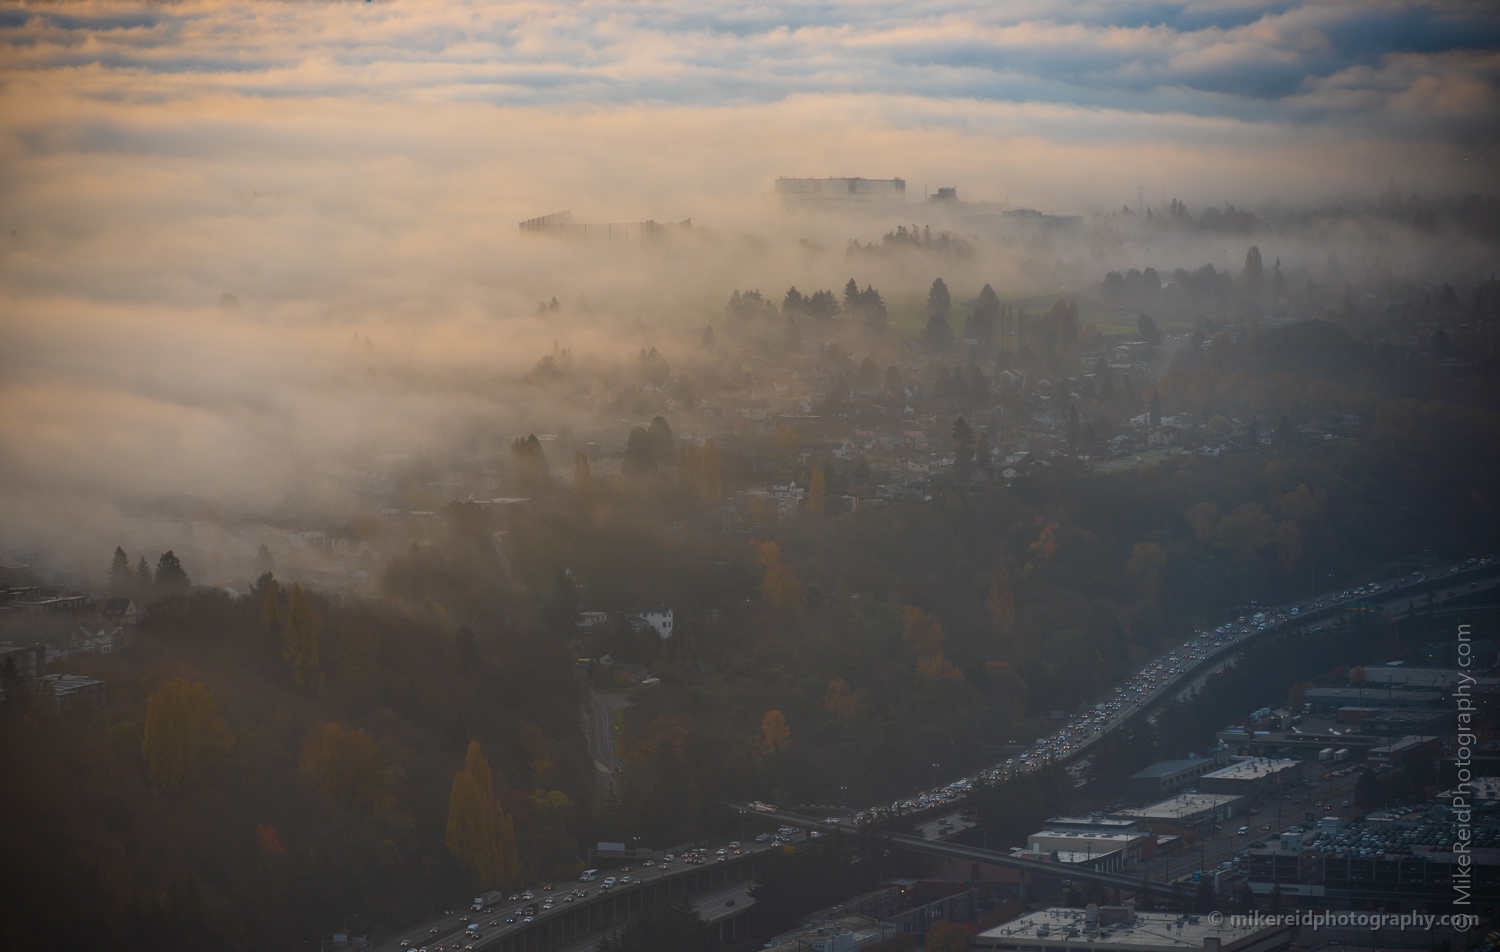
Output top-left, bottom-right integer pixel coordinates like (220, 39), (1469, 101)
(824, 679), (858, 720)
(445, 741), (522, 889)
(758, 710), (791, 756)
(807, 467), (825, 516)
(903, 607), (964, 684)
(300, 721), (395, 816)
(758, 542), (806, 613)
(141, 677), (234, 792)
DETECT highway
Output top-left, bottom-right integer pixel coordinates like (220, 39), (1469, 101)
(370, 839), (783, 952)
(580, 678), (622, 783)
(367, 554), (1495, 948)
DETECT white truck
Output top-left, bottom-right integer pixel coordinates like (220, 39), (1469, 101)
(1318, 748), (1334, 763)
(471, 890), (503, 911)
(1334, 748), (1350, 762)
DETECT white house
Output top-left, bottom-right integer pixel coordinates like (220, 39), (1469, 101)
(630, 607), (674, 639)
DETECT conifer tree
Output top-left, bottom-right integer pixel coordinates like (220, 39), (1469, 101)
(109, 547), (132, 595)
(135, 556), (154, 596)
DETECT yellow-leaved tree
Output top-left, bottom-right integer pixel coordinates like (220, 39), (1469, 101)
(282, 583), (322, 693)
(141, 677), (234, 792)
(987, 558), (1015, 638)
(300, 722), (394, 815)
(758, 542), (806, 613)
(903, 607), (964, 684)
(757, 709), (791, 756)
(824, 679), (859, 720)
(445, 741), (521, 889)
(806, 467), (825, 516)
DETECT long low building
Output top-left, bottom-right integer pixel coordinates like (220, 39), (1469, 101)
(1198, 757), (1304, 798)
(1305, 687), (1443, 712)
(1112, 793), (1245, 836)
(1124, 756), (1222, 803)
(971, 905), (1292, 952)
(1026, 830), (1153, 866)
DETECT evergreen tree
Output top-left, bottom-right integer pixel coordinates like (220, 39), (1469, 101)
(1149, 390), (1162, 428)
(859, 285), (887, 330)
(647, 415), (675, 463)
(154, 551), (191, 595)
(968, 365), (989, 405)
(1137, 313), (1160, 346)
(1067, 403), (1082, 447)
(1244, 245), (1264, 297)
(926, 278), (951, 317)
(966, 283), (1002, 346)
(952, 416), (974, 470)
(573, 452), (593, 504)
(109, 547), (132, 595)
(252, 544), (274, 580)
(623, 426), (656, 476)
(281, 584), (322, 693)
(921, 314), (954, 349)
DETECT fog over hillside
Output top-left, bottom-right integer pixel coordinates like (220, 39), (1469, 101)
(1, 0), (1497, 568)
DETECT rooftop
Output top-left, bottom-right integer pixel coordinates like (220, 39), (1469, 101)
(1201, 758), (1301, 781)
(1114, 793), (1241, 820)
(1033, 830), (1145, 843)
(1129, 758), (1210, 779)
(972, 907), (1287, 952)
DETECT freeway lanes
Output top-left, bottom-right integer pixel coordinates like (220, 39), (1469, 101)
(542, 881), (756, 952)
(581, 679), (621, 780)
(369, 557), (1495, 949)
(380, 841), (779, 952)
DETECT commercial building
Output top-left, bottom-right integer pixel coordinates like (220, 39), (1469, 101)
(1112, 793), (1245, 836)
(1125, 756), (1221, 803)
(1365, 735), (1440, 765)
(1198, 758), (1304, 799)
(1304, 687), (1442, 713)
(1043, 816), (1140, 834)
(774, 177), (906, 209)
(518, 210), (695, 243)
(1026, 830), (1153, 866)
(971, 906), (1292, 952)
(1360, 710), (1452, 737)
(36, 673), (105, 709)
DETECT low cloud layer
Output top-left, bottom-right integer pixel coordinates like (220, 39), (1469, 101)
(1, 0), (1496, 570)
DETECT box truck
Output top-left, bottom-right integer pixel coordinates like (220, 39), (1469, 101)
(472, 890), (503, 911)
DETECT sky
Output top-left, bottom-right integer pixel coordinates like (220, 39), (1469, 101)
(0, 0), (1497, 572)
